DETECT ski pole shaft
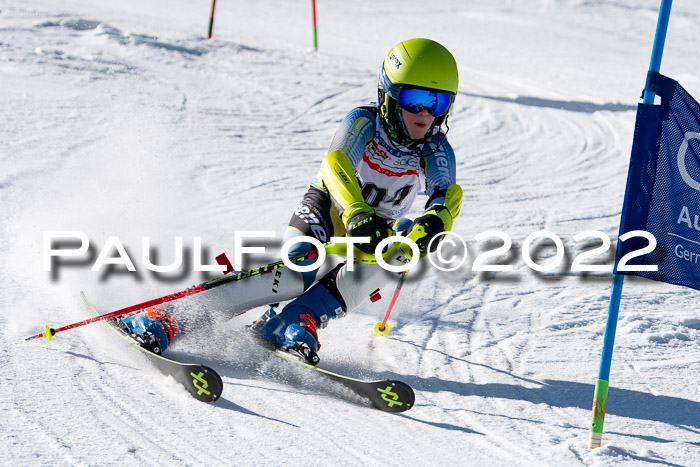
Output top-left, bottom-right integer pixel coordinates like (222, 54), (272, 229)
(373, 272), (407, 336)
(380, 272), (407, 330)
(25, 285), (208, 341)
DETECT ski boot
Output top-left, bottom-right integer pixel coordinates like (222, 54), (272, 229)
(117, 306), (179, 355)
(248, 304), (279, 334)
(254, 282), (346, 366)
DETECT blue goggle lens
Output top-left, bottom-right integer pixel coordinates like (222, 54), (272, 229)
(398, 88), (454, 117)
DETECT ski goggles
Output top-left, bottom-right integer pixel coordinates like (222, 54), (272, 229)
(398, 87), (455, 117)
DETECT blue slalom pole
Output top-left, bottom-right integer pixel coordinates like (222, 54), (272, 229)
(644, 0), (673, 106)
(588, 0), (673, 450)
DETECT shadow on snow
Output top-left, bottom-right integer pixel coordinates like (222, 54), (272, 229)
(408, 375), (700, 432)
(460, 91), (637, 113)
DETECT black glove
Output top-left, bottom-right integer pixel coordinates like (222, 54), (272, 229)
(409, 206), (451, 256)
(346, 211), (392, 254)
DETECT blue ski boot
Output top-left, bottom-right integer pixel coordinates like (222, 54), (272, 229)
(255, 281), (346, 365)
(118, 306), (179, 355)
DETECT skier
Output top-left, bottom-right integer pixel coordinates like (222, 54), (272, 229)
(120, 38), (464, 363)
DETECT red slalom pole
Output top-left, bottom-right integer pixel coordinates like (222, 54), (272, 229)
(373, 272), (407, 336)
(207, 0), (217, 40)
(311, 0), (318, 51)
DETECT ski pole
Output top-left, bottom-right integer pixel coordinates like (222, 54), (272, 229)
(25, 238), (399, 342)
(26, 284), (211, 342)
(25, 249), (321, 342)
(373, 271), (407, 337)
(372, 225), (426, 336)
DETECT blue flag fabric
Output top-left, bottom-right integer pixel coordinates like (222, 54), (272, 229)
(615, 72), (700, 290)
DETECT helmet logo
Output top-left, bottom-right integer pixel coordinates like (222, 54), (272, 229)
(388, 52), (402, 69)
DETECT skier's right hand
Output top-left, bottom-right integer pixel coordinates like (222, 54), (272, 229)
(345, 203), (392, 255)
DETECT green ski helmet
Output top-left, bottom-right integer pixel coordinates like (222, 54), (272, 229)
(378, 38), (458, 147)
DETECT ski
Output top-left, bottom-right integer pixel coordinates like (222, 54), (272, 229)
(264, 348), (415, 413)
(81, 292), (223, 403)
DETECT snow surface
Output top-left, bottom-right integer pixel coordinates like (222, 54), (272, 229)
(1, 0), (699, 465)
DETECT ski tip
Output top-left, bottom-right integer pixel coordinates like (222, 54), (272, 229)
(374, 380), (415, 413)
(188, 366), (224, 403)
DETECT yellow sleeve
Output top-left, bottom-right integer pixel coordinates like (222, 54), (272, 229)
(320, 149), (373, 224)
(426, 183), (463, 231)
(443, 183), (463, 220)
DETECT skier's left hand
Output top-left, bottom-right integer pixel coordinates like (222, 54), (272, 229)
(408, 206), (453, 256)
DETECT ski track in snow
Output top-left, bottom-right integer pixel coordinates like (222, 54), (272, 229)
(1, 0), (699, 465)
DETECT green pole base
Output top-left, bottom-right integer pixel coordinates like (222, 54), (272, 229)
(588, 378), (609, 449)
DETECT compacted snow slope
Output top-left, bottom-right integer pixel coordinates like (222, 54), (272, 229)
(1, 0), (698, 465)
